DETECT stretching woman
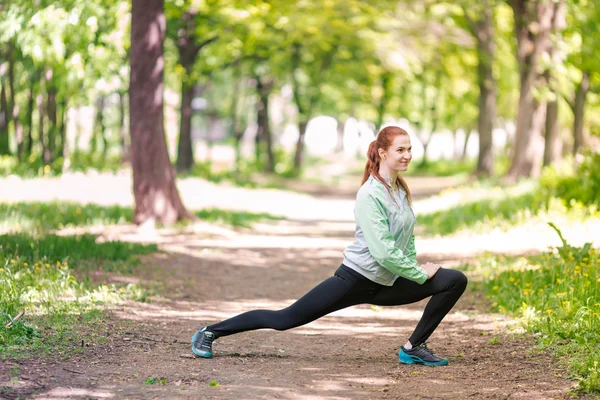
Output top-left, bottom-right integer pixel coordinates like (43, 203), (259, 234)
(191, 125), (468, 366)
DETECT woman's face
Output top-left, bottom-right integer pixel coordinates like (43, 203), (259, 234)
(380, 134), (412, 172)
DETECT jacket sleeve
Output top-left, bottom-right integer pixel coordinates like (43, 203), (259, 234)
(355, 194), (428, 284)
(407, 234), (417, 259)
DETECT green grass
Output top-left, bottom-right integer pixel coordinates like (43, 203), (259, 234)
(0, 233), (156, 358)
(1, 201), (284, 233)
(471, 225), (600, 394)
(0, 202), (133, 232)
(417, 185), (599, 236)
(194, 208), (284, 228)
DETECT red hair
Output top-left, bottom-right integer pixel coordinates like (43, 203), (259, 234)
(361, 126), (412, 204)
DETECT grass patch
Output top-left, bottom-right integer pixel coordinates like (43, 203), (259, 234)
(0, 202), (132, 232)
(194, 208), (284, 228)
(472, 224), (600, 394)
(0, 233), (156, 358)
(1, 201), (284, 233)
(417, 184), (599, 236)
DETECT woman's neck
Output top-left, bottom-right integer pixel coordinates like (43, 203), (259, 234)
(377, 167), (397, 188)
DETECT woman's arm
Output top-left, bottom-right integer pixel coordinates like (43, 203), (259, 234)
(355, 194), (428, 284)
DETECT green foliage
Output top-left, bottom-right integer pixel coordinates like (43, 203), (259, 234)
(144, 377), (167, 385)
(195, 208), (283, 228)
(540, 152), (600, 208)
(1, 200), (282, 233)
(0, 153), (125, 178)
(0, 233), (156, 263)
(405, 158), (475, 177)
(475, 225), (600, 393)
(0, 202), (132, 233)
(0, 233), (156, 357)
(418, 181), (598, 236)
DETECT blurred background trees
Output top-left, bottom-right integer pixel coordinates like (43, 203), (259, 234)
(1, 0), (599, 224)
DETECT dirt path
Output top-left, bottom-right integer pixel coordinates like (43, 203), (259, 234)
(0, 177), (590, 399)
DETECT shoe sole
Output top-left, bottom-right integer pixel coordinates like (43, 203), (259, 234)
(191, 331), (213, 358)
(399, 352), (448, 366)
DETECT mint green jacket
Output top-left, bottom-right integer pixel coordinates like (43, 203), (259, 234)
(342, 175), (428, 285)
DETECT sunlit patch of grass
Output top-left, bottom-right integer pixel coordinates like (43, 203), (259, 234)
(194, 208), (284, 228)
(0, 233), (156, 359)
(470, 224), (600, 394)
(418, 186), (598, 236)
(1, 201), (284, 233)
(0, 202), (132, 233)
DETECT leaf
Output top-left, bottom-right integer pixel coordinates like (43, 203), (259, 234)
(209, 379), (221, 387)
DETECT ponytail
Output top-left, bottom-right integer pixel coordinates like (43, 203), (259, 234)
(361, 141), (380, 186)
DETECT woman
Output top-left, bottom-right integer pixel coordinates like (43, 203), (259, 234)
(191, 125), (467, 366)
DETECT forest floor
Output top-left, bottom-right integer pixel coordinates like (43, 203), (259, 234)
(1, 172), (599, 400)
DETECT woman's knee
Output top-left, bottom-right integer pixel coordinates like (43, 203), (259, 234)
(441, 268), (468, 291)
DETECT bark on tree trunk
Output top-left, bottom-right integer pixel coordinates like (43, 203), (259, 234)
(294, 120), (308, 171)
(58, 101), (68, 168)
(93, 96), (105, 156)
(130, 0), (190, 226)
(38, 91), (51, 164)
(118, 91), (130, 164)
(506, 0), (562, 181)
(543, 98), (560, 167)
(256, 76), (274, 173)
(175, 11), (203, 173)
(176, 82), (195, 172)
(474, 2), (496, 176)
(572, 72), (589, 155)
(46, 86), (57, 162)
(15, 105), (23, 160)
(7, 43), (17, 153)
(462, 129), (473, 160)
(0, 81), (9, 155)
(25, 86), (34, 156)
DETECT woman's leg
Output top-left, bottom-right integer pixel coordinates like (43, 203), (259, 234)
(371, 268), (468, 347)
(207, 266), (377, 337)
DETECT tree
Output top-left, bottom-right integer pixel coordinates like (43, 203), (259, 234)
(506, 0), (564, 181)
(129, 0), (190, 225)
(458, 0), (498, 176)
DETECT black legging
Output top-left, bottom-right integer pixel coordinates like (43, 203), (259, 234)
(208, 264), (468, 347)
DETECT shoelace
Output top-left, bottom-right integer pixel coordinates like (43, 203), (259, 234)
(200, 332), (214, 349)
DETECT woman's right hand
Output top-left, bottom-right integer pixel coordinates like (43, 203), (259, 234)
(421, 262), (442, 279)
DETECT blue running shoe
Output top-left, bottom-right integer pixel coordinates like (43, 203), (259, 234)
(399, 342), (448, 366)
(191, 327), (216, 358)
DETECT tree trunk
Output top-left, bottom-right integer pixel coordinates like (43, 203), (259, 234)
(474, 2), (496, 176)
(256, 76), (274, 173)
(0, 81), (9, 155)
(93, 96), (105, 156)
(38, 91), (51, 164)
(543, 98), (560, 167)
(176, 81), (195, 172)
(130, 0), (190, 226)
(462, 129), (473, 160)
(294, 120), (308, 171)
(572, 71), (589, 155)
(118, 91), (130, 164)
(230, 76), (245, 176)
(506, 0), (562, 181)
(58, 101), (68, 168)
(25, 86), (34, 156)
(375, 71), (392, 130)
(15, 106), (23, 160)
(47, 88), (58, 162)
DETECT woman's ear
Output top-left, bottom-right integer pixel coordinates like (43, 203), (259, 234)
(378, 149), (386, 159)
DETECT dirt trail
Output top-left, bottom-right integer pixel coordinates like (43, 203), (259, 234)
(0, 177), (589, 399)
